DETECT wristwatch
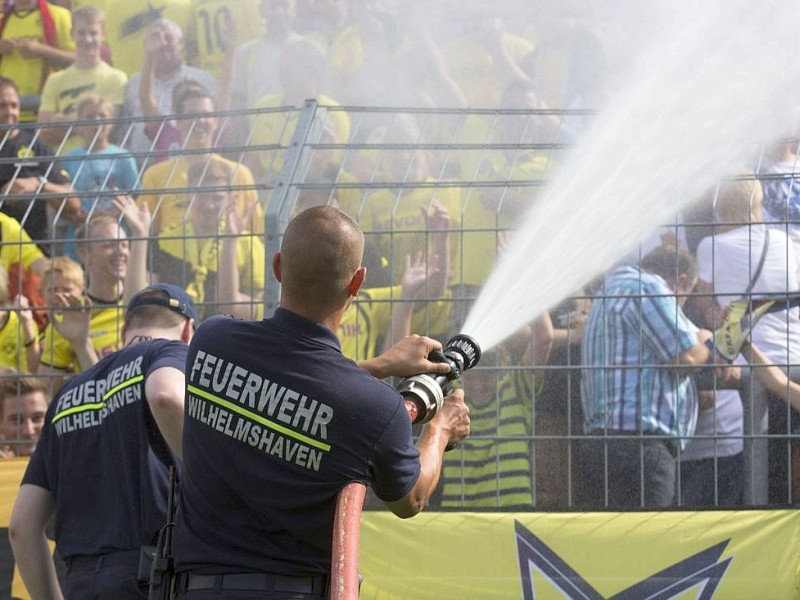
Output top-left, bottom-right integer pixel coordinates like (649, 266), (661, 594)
(37, 175), (48, 189)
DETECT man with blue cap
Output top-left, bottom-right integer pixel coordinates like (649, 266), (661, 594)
(9, 283), (198, 599)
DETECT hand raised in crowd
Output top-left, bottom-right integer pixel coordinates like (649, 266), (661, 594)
(496, 229), (511, 256)
(426, 201), (450, 232)
(143, 25), (168, 57)
(224, 196), (245, 236)
(14, 293), (35, 329)
(421, 200), (451, 274)
(218, 12), (239, 53)
(51, 292), (90, 349)
(400, 251), (429, 300)
(113, 194), (151, 238)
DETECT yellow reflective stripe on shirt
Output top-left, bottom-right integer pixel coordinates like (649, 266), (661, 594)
(187, 384), (332, 453)
(51, 375), (145, 424)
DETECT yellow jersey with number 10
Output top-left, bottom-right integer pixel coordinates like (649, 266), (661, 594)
(186, 0), (265, 80)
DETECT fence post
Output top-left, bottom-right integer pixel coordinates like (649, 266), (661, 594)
(263, 99), (320, 313)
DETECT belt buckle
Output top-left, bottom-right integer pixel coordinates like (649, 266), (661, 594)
(222, 573), (270, 591)
(182, 573), (216, 592)
(275, 574), (313, 593)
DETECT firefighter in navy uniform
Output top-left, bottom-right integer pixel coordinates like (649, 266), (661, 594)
(172, 206), (471, 598)
(8, 283), (198, 599)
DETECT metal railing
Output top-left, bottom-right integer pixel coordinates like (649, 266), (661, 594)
(0, 102), (797, 511)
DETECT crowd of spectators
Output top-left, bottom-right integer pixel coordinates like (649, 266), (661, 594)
(0, 0), (798, 514)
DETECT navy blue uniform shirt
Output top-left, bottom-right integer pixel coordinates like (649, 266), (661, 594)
(23, 339), (187, 559)
(173, 309), (420, 575)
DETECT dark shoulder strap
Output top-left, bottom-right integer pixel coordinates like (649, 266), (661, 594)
(744, 225), (770, 297)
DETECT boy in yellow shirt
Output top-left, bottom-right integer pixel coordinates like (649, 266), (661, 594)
(38, 4), (128, 152)
(38, 198), (149, 389)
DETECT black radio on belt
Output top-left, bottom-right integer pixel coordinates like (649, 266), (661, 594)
(142, 466), (178, 599)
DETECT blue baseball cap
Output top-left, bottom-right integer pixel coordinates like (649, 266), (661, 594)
(127, 283), (200, 323)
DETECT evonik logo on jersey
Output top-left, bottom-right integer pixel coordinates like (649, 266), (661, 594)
(514, 520), (734, 599)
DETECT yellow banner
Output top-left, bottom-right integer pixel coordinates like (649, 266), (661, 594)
(3, 457), (800, 599)
(359, 511), (800, 599)
(1, 458), (31, 600)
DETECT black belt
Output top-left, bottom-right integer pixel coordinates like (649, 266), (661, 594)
(176, 572), (328, 595)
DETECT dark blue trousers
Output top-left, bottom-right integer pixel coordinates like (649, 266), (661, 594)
(63, 551), (146, 599)
(578, 435), (677, 508)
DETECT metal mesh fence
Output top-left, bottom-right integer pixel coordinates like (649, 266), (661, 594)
(0, 102), (798, 511)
